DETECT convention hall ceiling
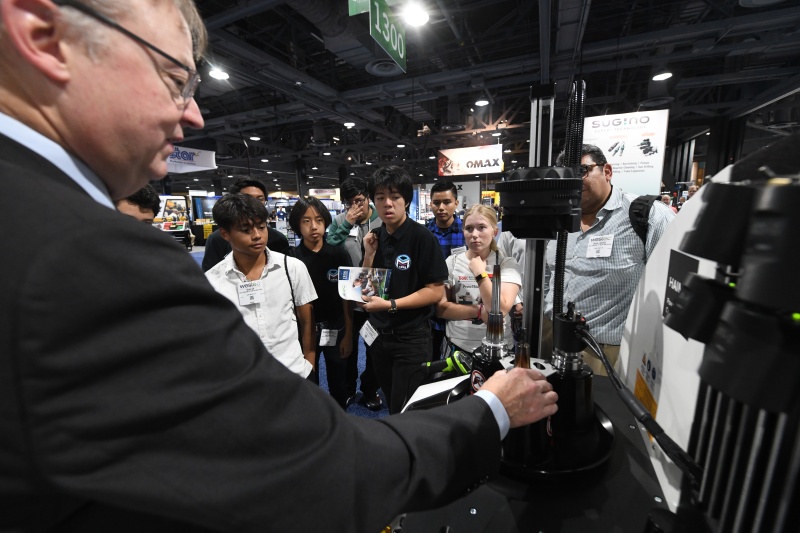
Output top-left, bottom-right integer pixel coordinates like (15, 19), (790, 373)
(173, 0), (800, 194)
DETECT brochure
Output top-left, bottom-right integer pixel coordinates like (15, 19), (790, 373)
(338, 267), (391, 302)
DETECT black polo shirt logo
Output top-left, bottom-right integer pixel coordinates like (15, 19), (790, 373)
(395, 254), (411, 270)
(327, 269), (338, 282)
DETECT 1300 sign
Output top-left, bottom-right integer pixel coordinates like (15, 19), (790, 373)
(369, 0), (406, 72)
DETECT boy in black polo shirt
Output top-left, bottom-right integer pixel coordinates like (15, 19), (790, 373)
(361, 166), (449, 413)
(288, 197), (354, 408)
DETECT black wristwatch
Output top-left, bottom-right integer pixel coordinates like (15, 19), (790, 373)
(388, 298), (397, 314)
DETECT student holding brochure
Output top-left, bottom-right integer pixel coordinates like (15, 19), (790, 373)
(361, 166), (449, 413)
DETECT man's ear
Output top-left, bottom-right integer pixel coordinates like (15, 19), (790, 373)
(219, 228), (231, 242)
(1, 0), (71, 82)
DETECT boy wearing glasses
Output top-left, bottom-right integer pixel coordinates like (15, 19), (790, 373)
(327, 177), (384, 410)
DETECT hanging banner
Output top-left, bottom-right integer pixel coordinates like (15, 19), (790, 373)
(167, 146), (217, 174)
(583, 110), (669, 196)
(437, 145), (504, 177)
(349, 0), (369, 15)
(369, 0), (406, 72)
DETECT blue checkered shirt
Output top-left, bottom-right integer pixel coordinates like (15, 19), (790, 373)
(544, 186), (674, 344)
(426, 216), (465, 331)
(426, 216), (465, 259)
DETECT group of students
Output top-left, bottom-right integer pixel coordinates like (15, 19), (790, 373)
(117, 168), (523, 415)
(164, 166), (523, 416)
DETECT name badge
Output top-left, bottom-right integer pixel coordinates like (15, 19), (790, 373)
(237, 280), (266, 306)
(450, 245), (467, 256)
(320, 329), (338, 347)
(360, 321), (379, 346)
(586, 234), (614, 258)
(349, 226), (360, 237)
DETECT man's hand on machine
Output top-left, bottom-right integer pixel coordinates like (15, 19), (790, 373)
(481, 368), (558, 428)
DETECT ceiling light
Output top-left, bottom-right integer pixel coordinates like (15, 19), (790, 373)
(350, 172), (355, 176)
(344, 122), (355, 128)
(397, 143), (405, 148)
(504, 149), (512, 153)
(227, 174), (233, 177)
(208, 68), (229, 80)
(402, 2), (429, 26)
(419, 173), (424, 176)
(366, 161), (373, 165)
(250, 136), (261, 141)
(193, 178), (199, 181)
(261, 159), (269, 163)
(312, 166), (318, 170)
(333, 136), (340, 141)
(273, 178), (278, 181)
(267, 171), (273, 174)
(475, 99), (489, 107)
(429, 155), (436, 159)
(511, 160), (517, 163)
(491, 132), (502, 137)
(652, 71), (673, 82)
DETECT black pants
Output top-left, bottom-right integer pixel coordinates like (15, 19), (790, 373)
(430, 319), (447, 362)
(370, 325), (432, 414)
(315, 325), (349, 408)
(345, 311), (380, 398)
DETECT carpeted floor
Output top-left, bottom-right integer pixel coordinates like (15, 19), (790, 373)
(318, 340), (389, 419)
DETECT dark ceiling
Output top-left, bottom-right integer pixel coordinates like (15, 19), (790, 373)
(171, 0), (800, 195)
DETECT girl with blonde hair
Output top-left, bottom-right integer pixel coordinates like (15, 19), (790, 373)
(436, 204), (522, 353)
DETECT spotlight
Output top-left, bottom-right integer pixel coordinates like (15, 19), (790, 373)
(208, 68), (229, 80)
(402, 2), (429, 26)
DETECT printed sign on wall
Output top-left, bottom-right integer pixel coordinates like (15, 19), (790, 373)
(583, 110), (669, 196)
(437, 145), (503, 177)
(167, 146), (217, 174)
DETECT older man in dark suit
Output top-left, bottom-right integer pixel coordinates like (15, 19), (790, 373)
(0, 1), (557, 532)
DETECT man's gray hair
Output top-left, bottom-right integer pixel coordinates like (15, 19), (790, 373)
(38, 1), (207, 60)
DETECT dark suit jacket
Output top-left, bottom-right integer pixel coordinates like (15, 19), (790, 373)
(0, 133), (500, 532)
(202, 228), (289, 272)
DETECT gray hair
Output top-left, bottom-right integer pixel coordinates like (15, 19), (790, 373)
(6, 1), (207, 60)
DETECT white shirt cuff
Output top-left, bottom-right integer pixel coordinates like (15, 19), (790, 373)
(474, 390), (510, 439)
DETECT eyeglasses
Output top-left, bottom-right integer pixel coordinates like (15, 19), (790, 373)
(579, 163), (602, 176)
(343, 197), (366, 209)
(53, 0), (201, 109)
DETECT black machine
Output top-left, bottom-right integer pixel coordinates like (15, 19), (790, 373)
(399, 77), (800, 531)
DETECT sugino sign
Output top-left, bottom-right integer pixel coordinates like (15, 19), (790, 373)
(167, 145), (217, 174)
